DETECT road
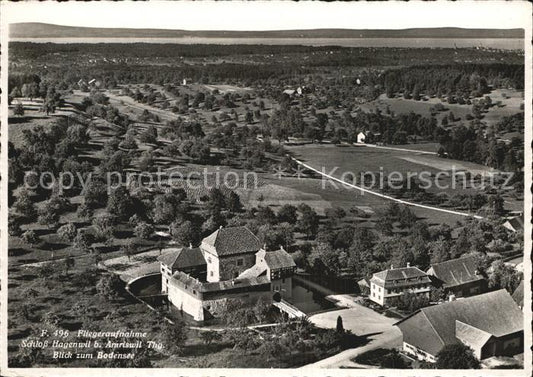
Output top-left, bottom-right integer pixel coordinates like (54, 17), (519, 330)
(302, 305), (403, 368)
(290, 156), (484, 220)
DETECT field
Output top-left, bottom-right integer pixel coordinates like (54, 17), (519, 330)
(285, 143), (523, 225)
(359, 89), (524, 138)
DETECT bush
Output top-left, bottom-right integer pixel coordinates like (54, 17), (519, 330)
(436, 343), (480, 369)
(96, 274), (124, 300)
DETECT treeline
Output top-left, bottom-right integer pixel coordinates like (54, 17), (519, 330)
(438, 114), (524, 171)
(11, 42), (524, 65)
(10, 42), (345, 59)
(381, 63), (524, 99)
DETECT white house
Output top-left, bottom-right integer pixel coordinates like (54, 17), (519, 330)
(357, 132), (366, 144)
(369, 264), (432, 306)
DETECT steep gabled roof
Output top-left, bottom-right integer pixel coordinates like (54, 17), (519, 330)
(395, 290), (523, 356)
(428, 256), (484, 288)
(202, 226), (262, 257)
(504, 217), (524, 232)
(237, 264), (267, 280)
(455, 320), (493, 352)
(158, 247), (206, 270)
(263, 248), (296, 270)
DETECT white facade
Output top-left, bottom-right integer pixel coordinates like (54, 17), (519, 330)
(357, 132), (366, 143)
(403, 342), (437, 363)
(370, 278), (431, 306)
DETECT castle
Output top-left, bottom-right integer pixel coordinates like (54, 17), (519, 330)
(158, 226), (296, 322)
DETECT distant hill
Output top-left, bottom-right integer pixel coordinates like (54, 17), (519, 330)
(10, 23), (524, 39)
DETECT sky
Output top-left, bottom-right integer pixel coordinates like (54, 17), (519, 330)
(2, 1), (530, 31)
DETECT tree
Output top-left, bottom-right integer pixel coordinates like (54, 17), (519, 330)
(38, 202), (60, 229)
(436, 343), (480, 369)
(169, 220), (199, 246)
(8, 216), (23, 237)
(58, 223), (77, 243)
(297, 204), (319, 239)
(73, 229), (94, 253)
(83, 178), (108, 209)
(22, 230), (40, 246)
(13, 103), (24, 116)
(256, 206), (277, 225)
(107, 186), (134, 221)
(380, 349), (409, 368)
(13, 189), (37, 221)
(152, 191), (186, 224)
(161, 321), (188, 354)
(121, 240), (137, 261)
(336, 316), (344, 333)
(96, 274), (123, 300)
(139, 125), (158, 144)
(92, 213), (116, 242)
(134, 221), (154, 240)
(224, 191), (242, 213)
(488, 260), (522, 294)
(207, 188), (226, 213)
(277, 204), (298, 224)
(307, 243), (341, 275)
(64, 255), (75, 276)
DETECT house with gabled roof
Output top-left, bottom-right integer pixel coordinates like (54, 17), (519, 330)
(159, 246), (206, 293)
(503, 216), (524, 233)
(369, 263), (432, 306)
(395, 290), (523, 362)
(426, 255), (487, 297)
(158, 226), (297, 322)
(201, 225), (262, 282)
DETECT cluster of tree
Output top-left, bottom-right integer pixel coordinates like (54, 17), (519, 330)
(437, 120), (524, 170)
(381, 63), (524, 100)
(304, 201), (518, 280)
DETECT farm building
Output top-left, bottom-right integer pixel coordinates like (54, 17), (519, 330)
(426, 256), (487, 298)
(395, 290), (524, 362)
(158, 226), (297, 322)
(369, 263), (432, 306)
(503, 216), (524, 232)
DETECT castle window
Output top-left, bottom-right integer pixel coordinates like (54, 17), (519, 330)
(210, 271), (214, 277)
(237, 258), (244, 266)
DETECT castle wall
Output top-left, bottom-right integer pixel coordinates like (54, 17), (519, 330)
(167, 273), (273, 322)
(167, 279), (205, 321)
(202, 290), (273, 319)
